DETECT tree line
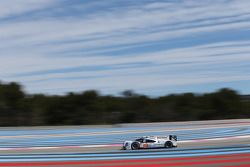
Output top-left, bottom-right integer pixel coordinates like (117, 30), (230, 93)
(0, 81), (249, 126)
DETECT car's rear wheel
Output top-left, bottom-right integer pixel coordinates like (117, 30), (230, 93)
(131, 142), (140, 150)
(165, 141), (173, 148)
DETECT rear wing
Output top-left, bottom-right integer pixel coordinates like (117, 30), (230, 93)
(157, 135), (177, 141)
(169, 135), (177, 141)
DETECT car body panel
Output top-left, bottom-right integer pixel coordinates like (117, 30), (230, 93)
(122, 135), (177, 150)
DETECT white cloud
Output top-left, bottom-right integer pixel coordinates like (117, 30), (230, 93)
(1, 0), (250, 47)
(0, 0), (56, 19)
(0, 0), (250, 95)
(2, 40), (250, 95)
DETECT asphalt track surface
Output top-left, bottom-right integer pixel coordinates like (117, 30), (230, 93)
(0, 119), (250, 166)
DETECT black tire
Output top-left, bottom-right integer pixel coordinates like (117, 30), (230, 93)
(165, 141), (173, 148)
(131, 142), (140, 150)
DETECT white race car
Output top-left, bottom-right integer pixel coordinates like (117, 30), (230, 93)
(122, 135), (177, 150)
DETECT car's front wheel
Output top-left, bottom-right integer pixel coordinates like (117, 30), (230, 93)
(165, 141), (173, 148)
(131, 142), (140, 150)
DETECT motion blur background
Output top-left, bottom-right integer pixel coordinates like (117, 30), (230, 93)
(0, 83), (250, 126)
(1, 0), (250, 95)
(0, 0), (250, 126)
(1, 1), (250, 166)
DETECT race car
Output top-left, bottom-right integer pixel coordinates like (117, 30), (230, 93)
(122, 135), (177, 150)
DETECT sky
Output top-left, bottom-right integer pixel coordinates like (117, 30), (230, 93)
(0, 0), (250, 96)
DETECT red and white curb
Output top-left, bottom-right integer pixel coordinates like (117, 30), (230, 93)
(1, 135), (250, 151)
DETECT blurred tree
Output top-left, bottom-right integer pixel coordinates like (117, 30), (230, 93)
(0, 81), (249, 126)
(121, 90), (139, 97)
(0, 82), (25, 126)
